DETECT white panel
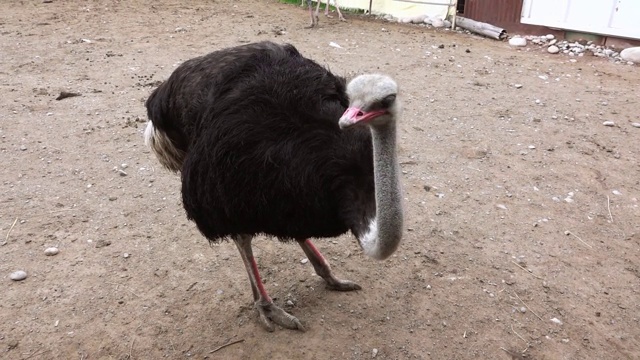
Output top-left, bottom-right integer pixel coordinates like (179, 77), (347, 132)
(521, 0), (640, 39)
(565, 0), (613, 30)
(610, 0), (638, 29)
(521, 0), (569, 26)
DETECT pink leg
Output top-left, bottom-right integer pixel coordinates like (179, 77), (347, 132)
(298, 239), (361, 291)
(233, 235), (305, 332)
(333, 0), (346, 21)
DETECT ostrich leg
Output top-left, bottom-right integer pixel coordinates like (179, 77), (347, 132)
(333, 0), (346, 21)
(233, 235), (305, 332)
(305, 0), (318, 28)
(298, 239), (361, 291)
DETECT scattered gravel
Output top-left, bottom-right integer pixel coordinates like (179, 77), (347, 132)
(508, 34), (636, 65)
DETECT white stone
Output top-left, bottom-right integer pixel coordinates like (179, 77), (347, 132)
(372, 348), (379, 358)
(300, 258), (309, 264)
(509, 37), (527, 47)
(431, 18), (445, 28)
(546, 34), (555, 40)
(549, 39), (557, 45)
(514, 84), (523, 89)
(548, 45), (560, 54)
(612, 190), (622, 196)
(621, 47), (640, 62)
(551, 317), (563, 325)
(10, 270), (27, 281)
(44, 247), (59, 256)
(603, 121), (615, 127)
(631, 123), (640, 128)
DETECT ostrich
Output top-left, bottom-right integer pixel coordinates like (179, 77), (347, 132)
(305, 0), (346, 28)
(144, 41), (404, 332)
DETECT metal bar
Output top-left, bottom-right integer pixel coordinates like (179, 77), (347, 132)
(451, 0), (458, 28)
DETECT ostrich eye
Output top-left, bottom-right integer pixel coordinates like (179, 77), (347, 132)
(381, 94), (396, 107)
(367, 94), (397, 111)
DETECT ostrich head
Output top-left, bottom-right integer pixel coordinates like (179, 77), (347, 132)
(339, 74), (400, 129)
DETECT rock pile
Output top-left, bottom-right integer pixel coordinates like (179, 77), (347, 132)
(511, 34), (636, 65)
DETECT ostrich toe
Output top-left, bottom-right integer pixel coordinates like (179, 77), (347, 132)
(325, 278), (361, 291)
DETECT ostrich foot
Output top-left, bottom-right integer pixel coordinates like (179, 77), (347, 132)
(255, 301), (305, 332)
(325, 277), (361, 291)
(298, 239), (362, 292)
(306, 15), (319, 28)
(339, 15), (346, 22)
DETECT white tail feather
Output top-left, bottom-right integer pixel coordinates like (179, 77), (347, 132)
(144, 121), (185, 172)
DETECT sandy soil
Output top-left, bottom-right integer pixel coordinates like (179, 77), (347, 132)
(1, 1), (639, 359)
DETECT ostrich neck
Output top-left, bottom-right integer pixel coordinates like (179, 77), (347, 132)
(360, 122), (404, 260)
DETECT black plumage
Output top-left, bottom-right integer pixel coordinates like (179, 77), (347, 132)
(145, 41), (376, 243)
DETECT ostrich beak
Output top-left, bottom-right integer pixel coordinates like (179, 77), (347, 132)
(339, 107), (387, 129)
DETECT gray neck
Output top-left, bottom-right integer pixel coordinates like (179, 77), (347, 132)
(359, 122), (404, 260)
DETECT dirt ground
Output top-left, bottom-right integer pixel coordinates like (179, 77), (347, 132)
(1, 0), (639, 359)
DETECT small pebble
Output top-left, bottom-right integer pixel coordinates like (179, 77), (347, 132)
(548, 45), (560, 54)
(631, 123), (640, 128)
(603, 121), (615, 127)
(300, 258), (309, 264)
(550, 317), (563, 325)
(95, 239), (112, 248)
(519, 307), (527, 313)
(372, 348), (378, 358)
(10, 270), (27, 281)
(44, 247), (59, 256)
(514, 84), (523, 88)
(20, 145), (27, 151)
(496, 204), (507, 210)
(123, 253), (130, 258)
(118, 170), (128, 176)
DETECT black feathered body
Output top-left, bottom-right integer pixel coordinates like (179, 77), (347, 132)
(146, 41), (376, 243)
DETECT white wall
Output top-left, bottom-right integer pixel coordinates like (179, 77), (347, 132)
(337, 0), (450, 20)
(521, 0), (640, 39)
